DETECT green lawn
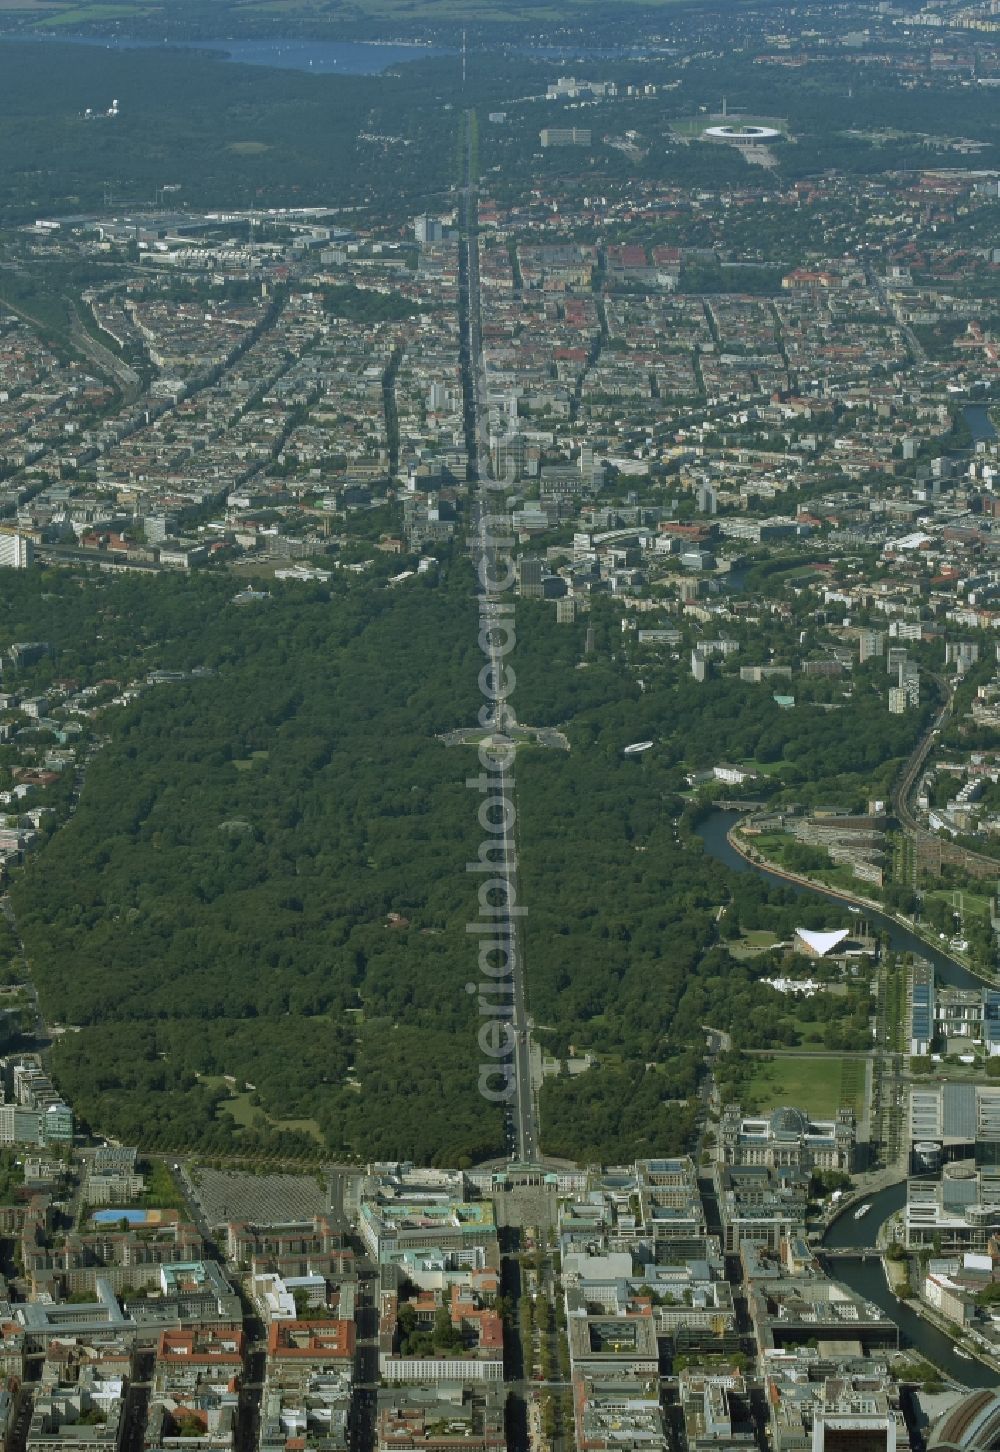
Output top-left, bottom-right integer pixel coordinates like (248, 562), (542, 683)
(744, 1055), (866, 1118)
(729, 929), (780, 959)
(811, 865), (864, 892)
(924, 889), (991, 925)
(232, 750), (270, 771)
(206, 1080), (325, 1146)
(791, 1016), (838, 1048)
(139, 1159), (187, 1211)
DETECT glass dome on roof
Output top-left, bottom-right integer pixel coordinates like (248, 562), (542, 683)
(769, 1106), (810, 1136)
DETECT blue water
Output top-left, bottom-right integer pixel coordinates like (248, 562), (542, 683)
(513, 43), (672, 60)
(6, 34), (449, 75)
(696, 810), (983, 991)
(174, 38), (449, 73)
(964, 404), (998, 444)
(92, 1208), (149, 1224)
(697, 813), (996, 1382)
(821, 1184), (995, 1386)
(7, 34), (670, 75)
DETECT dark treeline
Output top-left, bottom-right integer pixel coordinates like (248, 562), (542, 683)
(0, 43), (475, 224)
(13, 559), (511, 1165)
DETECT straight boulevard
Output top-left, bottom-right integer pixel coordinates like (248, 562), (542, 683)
(458, 111), (537, 1165)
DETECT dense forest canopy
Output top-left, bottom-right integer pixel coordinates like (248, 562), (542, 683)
(12, 561), (510, 1164)
(0, 555), (914, 1164)
(0, 27), (995, 228)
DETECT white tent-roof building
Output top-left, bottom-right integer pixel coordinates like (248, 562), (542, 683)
(794, 928), (850, 958)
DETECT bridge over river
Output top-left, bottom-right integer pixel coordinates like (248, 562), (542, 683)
(819, 1248), (882, 1262)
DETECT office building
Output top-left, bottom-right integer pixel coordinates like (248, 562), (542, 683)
(539, 128), (591, 147)
(0, 533), (33, 569)
(517, 557), (544, 599)
(905, 1163), (1000, 1251)
(413, 215), (444, 245)
(858, 630), (885, 662)
(909, 1082), (1000, 1167)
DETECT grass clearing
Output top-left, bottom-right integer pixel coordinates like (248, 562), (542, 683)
(788, 1015), (837, 1047)
(744, 1054), (866, 1118)
(729, 931), (780, 959)
(272, 1116), (324, 1139)
(139, 1158), (187, 1210)
(203, 1077), (325, 1146)
(924, 889), (991, 925)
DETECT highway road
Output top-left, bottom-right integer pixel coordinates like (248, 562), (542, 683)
(864, 259), (928, 367)
(459, 110), (538, 1165)
(491, 740), (537, 1164)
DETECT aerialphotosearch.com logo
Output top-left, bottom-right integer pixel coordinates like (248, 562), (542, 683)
(467, 501), (521, 1108)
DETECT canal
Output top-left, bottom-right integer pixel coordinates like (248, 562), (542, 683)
(696, 810), (997, 1383)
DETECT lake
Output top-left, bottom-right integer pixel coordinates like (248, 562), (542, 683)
(8, 34), (450, 75)
(9, 33), (671, 75)
(964, 403), (998, 445)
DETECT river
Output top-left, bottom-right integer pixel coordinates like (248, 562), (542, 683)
(696, 809), (997, 1383)
(696, 809), (983, 990)
(821, 1184), (996, 1387)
